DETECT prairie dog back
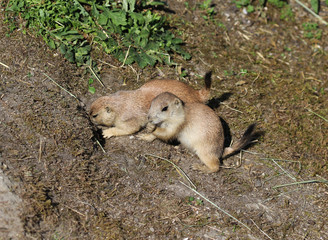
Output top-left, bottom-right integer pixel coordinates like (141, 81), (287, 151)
(89, 72), (212, 139)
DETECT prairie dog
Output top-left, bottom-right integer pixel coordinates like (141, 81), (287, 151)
(140, 92), (256, 173)
(89, 72), (212, 138)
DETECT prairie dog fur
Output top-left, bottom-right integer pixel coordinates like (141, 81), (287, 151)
(140, 92), (256, 173)
(89, 72), (212, 138)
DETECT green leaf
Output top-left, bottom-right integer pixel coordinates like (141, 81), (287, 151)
(129, 12), (145, 25)
(98, 13), (109, 26)
(108, 10), (127, 26)
(91, 2), (99, 18)
(123, 0), (136, 12)
(48, 39), (56, 49)
(76, 45), (91, 57)
(88, 86), (96, 94)
(65, 49), (75, 63)
(6, 0), (25, 12)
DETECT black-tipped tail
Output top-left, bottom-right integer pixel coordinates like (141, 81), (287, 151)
(222, 123), (257, 159)
(204, 71), (212, 90)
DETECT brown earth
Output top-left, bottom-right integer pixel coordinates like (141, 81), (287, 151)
(0, 1), (328, 239)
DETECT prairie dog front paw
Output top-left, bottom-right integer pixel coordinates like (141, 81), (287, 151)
(103, 128), (114, 139)
(137, 133), (157, 142)
(145, 123), (156, 133)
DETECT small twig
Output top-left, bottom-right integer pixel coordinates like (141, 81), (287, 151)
(145, 154), (196, 190)
(294, 0), (328, 25)
(63, 204), (86, 217)
(38, 137), (43, 162)
(273, 179), (328, 189)
(120, 45), (131, 67)
(0, 61), (10, 69)
(43, 73), (79, 100)
(199, 57), (213, 67)
(241, 150), (262, 155)
(307, 108), (328, 123)
(129, 65), (140, 82)
(180, 181), (251, 231)
(96, 139), (106, 153)
(87, 60), (105, 88)
(250, 219), (273, 240)
(316, 175), (328, 186)
(221, 149), (244, 169)
(261, 158), (302, 175)
(265, 158), (297, 181)
(97, 59), (119, 68)
(252, 72), (260, 85)
(221, 102), (244, 114)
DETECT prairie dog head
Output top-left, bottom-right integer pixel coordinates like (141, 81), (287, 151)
(89, 96), (117, 128)
(148, 92), (185, 126)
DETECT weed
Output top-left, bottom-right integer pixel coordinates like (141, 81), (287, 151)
(215, 20), (226, 30)
(240, 69), (248, 76)
(179, 69), (188, 78)
(199, 0), (216, 21)
(302, 22), (322, 39)
(234, 0), (251, 9)
(185, 196), (204, 206)
(247, 5), (255, 13)
(88, 78), (96, 94)
(224, 70), (234, 76)
(5, 0), (190, 69)
(280, 5), (293, 20)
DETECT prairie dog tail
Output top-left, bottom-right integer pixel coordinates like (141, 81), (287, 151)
(198, 71), (212, 102)
(222, 123), (257, 159)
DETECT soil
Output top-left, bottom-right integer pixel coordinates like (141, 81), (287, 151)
(1, 1), (328, 239)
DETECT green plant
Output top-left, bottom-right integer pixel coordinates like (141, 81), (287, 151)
(240, 69), (248, 76)
(234, 0), (251, 9)
(302, 22), (322, 39)
(224, 70), (234, 76)
(88, 78), (96, 94)
(186, 196), (203, 206)
(5, 0), (190, 69)
(268, 0), (287, 8)
(246, 5), (255, 13)
(199, 0), (215, 20)
(179, 69), (188, 78)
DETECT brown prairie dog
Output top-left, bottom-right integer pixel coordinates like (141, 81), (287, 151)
(89, 72), (212, 139)
(140, 92), (256, 173)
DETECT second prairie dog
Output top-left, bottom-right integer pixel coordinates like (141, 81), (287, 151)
(140, 92), (256, 173)
(89, 72), (212, 139)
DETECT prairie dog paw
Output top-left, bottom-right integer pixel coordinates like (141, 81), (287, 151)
(103, 128), (114, 139)
(137, 133), (157, 142)
(192, 163), (219, 174)
(145, 123), (156, 133)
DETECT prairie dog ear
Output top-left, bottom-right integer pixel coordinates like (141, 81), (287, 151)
(174, 98), (181, 106)
(105, 106), (111, 113)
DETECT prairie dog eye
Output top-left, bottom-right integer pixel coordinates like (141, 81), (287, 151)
(92, 114), (98, 118)
(162, 106), (168, 112)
